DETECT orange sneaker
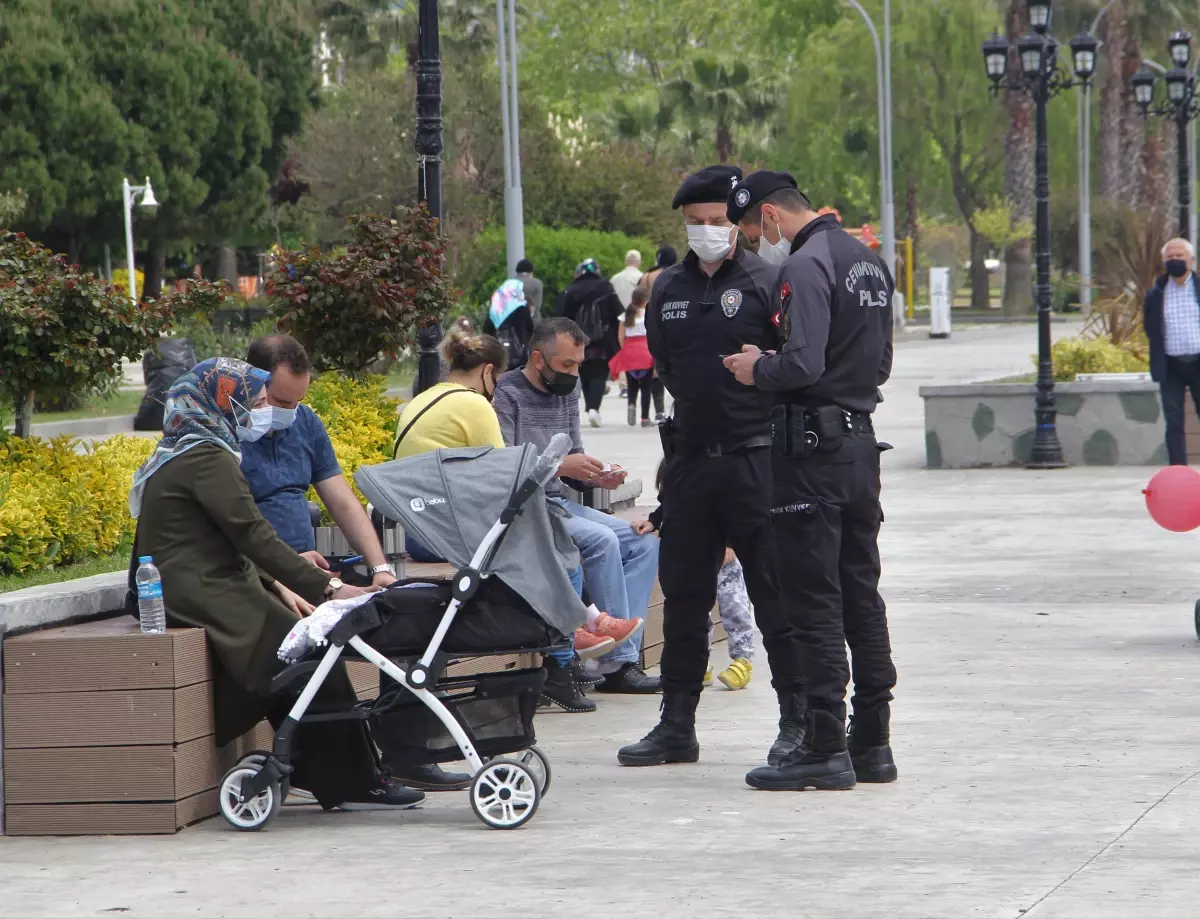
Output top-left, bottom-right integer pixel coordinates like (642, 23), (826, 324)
(589, 613), (644, 648)
(573, 629), (616, 661)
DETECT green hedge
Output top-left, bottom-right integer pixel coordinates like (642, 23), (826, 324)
(465, 225), (658, 316)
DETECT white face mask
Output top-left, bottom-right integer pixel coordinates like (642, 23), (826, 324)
(233, 402), (274, 443)
(686, 224), (735, 263)
(757, 212), (791, 266)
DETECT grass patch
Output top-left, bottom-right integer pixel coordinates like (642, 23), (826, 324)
(33, 390), (143, 423)
(0, 550), (128, 594)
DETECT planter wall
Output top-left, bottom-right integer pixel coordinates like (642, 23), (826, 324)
(920, 380), (1170, 468)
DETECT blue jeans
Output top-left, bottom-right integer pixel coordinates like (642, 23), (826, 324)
(546, 566), (584, 666)
(551, 497), (659, 666)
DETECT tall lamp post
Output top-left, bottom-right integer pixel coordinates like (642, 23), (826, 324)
(121, 176), (158, 306)
(414, 0), (444, 397)
(982, 1), (1098, 469)
(1132, 32), (1200, 239)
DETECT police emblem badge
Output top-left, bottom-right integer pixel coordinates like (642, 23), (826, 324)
(721, 289), (742, 317)
(734, 188), (751, 208)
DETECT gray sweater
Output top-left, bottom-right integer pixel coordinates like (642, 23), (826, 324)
(492, 369), (583, 498)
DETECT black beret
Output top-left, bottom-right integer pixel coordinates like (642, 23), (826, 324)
(672, 165), (744, 209)
(727, 170), (806, 223)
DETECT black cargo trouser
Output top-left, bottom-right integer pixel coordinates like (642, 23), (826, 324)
(770, 432), (895, 722)
(658, 447), (805, 692)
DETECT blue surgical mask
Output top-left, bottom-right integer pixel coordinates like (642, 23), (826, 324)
(232, 400), (273, 443)
(758, 212), (790, 266)
(270, 406), (297, 431)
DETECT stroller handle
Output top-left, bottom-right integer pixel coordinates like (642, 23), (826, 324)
(499, 433), (573, 525)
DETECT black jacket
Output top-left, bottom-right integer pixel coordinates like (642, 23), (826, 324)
(558, 274), (622, 361)
(646, 245), (780, 448)
(753, 214), (893, 413)
(1143, 272), (1200, 383)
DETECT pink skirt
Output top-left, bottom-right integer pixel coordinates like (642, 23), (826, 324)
(609, 336), (653, 377)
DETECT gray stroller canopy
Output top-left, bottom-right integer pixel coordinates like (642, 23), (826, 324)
(355, 444), (587, 637)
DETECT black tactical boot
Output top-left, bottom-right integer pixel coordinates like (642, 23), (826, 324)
(745, 709), (857, 791)
(848, 705), (898, 783)
(616, 686), (701, 766)
(768, 688), (807, 766)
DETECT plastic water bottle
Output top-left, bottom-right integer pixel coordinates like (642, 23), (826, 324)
(135, 556), (167, 634)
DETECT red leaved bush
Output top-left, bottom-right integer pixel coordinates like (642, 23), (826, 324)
(267, 208), (457, 377)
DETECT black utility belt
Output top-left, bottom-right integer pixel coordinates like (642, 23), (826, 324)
(672, 435), (772, 458)
(770, 405), (873, 459)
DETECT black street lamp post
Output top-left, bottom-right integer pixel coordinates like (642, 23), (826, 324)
(982, 1), (1098, 469)
(414, 0), (444, 397)
(1132, 32), (1199, 239)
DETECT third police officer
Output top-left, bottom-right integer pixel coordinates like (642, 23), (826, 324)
(723, 170), (898, 792)
(617, 166), (809, 771)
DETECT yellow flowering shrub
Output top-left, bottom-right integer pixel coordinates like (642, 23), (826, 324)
(303, 373), (401, 518)
(0, 435), (155, 575)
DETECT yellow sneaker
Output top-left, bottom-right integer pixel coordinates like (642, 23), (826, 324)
(718, 658), (753, 690)
(703, 666), (714, 687)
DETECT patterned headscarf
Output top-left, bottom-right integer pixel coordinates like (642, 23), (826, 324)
(489, 278), (527, 330)
(128, 357), (271, 517)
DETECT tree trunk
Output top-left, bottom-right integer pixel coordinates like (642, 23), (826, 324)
(904, 175), (918, 302)
(715, 122), (732, 164)
(1120, 34), (1146, 207)
(217, 246), (239, 287)
(67, 235), (80, 267)
(969, 228), (990, 309)
(1002, 1), (1034, 316)
(13, 390), (34, 438)
(1098, 5), (1127, 202)
(143, 232), (168, 302)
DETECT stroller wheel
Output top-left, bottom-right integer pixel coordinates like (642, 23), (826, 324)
(238, 752), (291, 801)
(518, 746), (552, 797)
(219, 765), (281, 831)
(1194, 599), (1200, 640)
(470, 759), (540, 830)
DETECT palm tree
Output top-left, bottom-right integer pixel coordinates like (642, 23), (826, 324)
(609, 93), (682, 159)
(1003, 0), (1035, 315)
(665, 58), (778, 164)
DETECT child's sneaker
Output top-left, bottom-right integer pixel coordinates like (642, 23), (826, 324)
(703, 666), (713, 687)
(589, 613), (644, 648)
(573, 629), (616, 660)
(718, 658), (752, 690)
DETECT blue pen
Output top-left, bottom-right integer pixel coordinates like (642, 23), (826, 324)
(341, 555), (365, 566)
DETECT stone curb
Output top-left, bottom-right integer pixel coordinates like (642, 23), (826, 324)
(0, 572), (127, 636)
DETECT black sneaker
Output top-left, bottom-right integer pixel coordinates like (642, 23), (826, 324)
(595, 662), (662, 694)
(539, 658), (598, 712)
(389, 763), (472, 791)
(345, 779), (426, 808)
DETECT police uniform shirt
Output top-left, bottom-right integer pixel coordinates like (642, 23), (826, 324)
(646, 245), (781, 447)
(753, 213), (894, 413)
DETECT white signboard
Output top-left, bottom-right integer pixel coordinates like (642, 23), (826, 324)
(929, 267), (951, 339)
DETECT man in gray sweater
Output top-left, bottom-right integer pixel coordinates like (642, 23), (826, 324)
(493, 318), (662, 698)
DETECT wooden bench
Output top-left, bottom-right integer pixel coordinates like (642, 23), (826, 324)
(1, 618), (378, 836)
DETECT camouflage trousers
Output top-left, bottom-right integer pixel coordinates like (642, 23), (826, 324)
(709, 557), (756, 661)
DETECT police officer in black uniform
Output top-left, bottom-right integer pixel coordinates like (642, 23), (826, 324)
(617, 166), (809, 769)
(723, 170), (897, 791)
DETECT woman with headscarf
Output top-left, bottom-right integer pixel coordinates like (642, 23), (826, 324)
(128, 357), (424, 810)
(484, 278), (534, 370)
(637, 245), (678, 300)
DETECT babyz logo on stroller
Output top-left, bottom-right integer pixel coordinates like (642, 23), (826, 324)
(409, 496), (446, 512)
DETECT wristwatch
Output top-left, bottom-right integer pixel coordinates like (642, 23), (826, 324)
(324, 577), (344, 598)
(369, 563), (396, 578)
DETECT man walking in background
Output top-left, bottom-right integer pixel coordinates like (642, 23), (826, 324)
(557, 259), (623, 427)
(516, 258), (543, 316)
(610, 249), (643, 308)
(1144, 238), (1200, 465)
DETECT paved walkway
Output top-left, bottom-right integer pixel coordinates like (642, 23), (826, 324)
(7, 319), (1200, 918)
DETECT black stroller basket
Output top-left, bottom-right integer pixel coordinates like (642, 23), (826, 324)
(370, 668), (546, 768)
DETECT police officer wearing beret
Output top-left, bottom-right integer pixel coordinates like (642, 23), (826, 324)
(617, 165), (809, 769)
(723, 170), (897, 791)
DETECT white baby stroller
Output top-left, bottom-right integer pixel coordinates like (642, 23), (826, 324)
(217, 434), (587, 831)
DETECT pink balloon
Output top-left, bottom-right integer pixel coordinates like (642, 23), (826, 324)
(1144, 466), (1200, 532)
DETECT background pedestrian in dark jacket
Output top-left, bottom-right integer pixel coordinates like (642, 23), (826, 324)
(557, 258), (622, 427)
(1143, 237), (1200, 465)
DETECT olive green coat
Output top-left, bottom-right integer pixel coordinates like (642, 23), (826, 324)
(136, 443), (333, 743)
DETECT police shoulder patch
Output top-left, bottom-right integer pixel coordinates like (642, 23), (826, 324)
(721, 288), (742, 317)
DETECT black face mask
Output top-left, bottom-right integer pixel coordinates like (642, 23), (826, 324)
(1167, 259), (1190, 279)
(537, 357), (579, 397)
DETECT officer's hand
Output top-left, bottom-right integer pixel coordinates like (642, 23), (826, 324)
(560, 453), (606, 482)
(723, 345), (763, 385)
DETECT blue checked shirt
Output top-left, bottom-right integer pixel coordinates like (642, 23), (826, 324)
(1163, 275), (1200, 357)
